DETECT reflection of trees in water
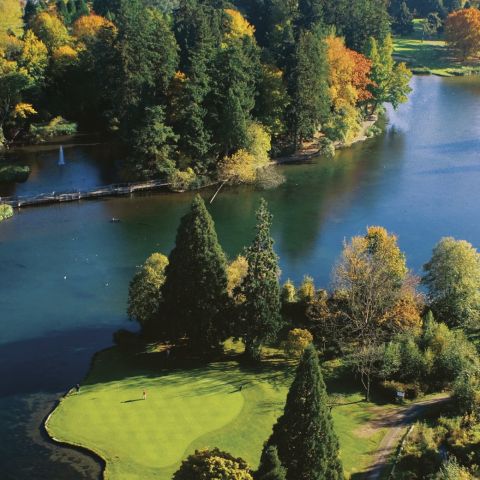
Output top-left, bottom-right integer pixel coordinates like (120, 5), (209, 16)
(271, 131), (407, 265)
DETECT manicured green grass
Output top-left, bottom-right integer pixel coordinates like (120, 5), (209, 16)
(47, 347), (389, 480)
(393, 19), (480, 76)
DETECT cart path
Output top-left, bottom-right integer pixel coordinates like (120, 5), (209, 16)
(362, 394), (450, 480)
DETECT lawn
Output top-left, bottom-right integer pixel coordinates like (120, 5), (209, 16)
(46, 346), (387, 480)
(393, 19), (480, 76)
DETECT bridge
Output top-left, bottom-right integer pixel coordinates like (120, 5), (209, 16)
(1, 179), (171, 208)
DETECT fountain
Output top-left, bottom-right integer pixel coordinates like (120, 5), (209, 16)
(58, 145), (65, 166)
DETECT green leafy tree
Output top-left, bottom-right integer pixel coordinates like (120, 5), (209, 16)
(128, 105), (178, 179)
(173, 448), (254, 480)
(365, 35), (412, 112)
(162, 195), (229, 350)
(422, 237), (480, 328)
(264, 345), (343, 480)
(256, 445), (287, 480)
(241, 199), (282, 361)
(127, 253), (168, 332)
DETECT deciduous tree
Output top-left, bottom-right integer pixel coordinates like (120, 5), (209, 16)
(422, 237), (480, 328)
(445, 8), (480, 59)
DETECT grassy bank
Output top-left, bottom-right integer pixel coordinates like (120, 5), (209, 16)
(46, 345), (391, 480)
(393, 19), (480, 76)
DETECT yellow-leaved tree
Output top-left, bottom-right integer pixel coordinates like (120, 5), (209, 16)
(224, 9), (255, 39)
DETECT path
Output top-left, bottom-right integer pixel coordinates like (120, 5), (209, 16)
(362, 394), (450, 480)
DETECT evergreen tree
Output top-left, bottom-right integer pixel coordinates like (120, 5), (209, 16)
(264, 345), (343, 480)
(287, 25), (330, 149)
(114, 0), (178, 132)
(24, 0), (47, 25)
(74, 0), (89, 19)
(128, 105), (178, 179)
(392, 2), (414, 36)
(173, 0), (224, 168)
(256, 445), (287, 480)
(162, 195), (229, 351)
(241, 199), (282, 361)
(92, 0), (121, 19)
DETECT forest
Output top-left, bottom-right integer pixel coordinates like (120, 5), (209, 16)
(0, 0), (412, 187)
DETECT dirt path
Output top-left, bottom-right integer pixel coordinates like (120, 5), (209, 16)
(363, 394), (450, 480)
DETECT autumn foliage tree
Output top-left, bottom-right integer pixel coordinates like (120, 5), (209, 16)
(325, 35), (373, 143)
(445, 8), (480, 59)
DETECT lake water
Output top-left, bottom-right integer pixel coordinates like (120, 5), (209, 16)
(1, 75), (480, 478)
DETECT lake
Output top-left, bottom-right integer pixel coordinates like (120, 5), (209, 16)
(1, 75), (480, 479)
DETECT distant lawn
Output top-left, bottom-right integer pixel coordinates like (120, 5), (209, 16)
(47, 345), (388, 480)
(393, 19), (480, 76)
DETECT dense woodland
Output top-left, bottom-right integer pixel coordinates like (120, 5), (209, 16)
(1, 0), (414, 186)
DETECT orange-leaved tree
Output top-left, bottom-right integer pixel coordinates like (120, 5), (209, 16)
(445, 8), (480, 60)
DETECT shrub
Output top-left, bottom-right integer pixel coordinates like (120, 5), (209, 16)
(319, 138), (335, 159)
(0, 204), (13, 221)
(0, 164), (30, 183)
(255, 166), (285, 190)
(284, 328), (313, 357)
(173, 448), (253, 480)
(168, 168), (197, 192)
(29, 116), (78, 143)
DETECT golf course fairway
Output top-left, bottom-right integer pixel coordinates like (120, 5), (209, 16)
(46, 347), (385, 479)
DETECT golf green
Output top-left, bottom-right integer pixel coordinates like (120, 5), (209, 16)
(46, 348), (385, 479)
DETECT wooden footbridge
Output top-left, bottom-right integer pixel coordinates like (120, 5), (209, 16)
(1, 179), (170, 208)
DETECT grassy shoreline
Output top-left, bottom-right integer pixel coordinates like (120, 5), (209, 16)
(393, 19), (480, 76)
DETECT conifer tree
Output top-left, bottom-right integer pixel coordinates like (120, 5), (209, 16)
(241, 199), (282, 361)
(257, 445), (287, 480)
(162, 195), (229, 351)
(264, 345), (343, 480)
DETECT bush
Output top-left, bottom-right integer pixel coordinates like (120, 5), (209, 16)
(0, 204), (13, 221)
(28, 116), (78, 143)
(318, 138), (335, 159)
(0, 164), (31, 183)
(365, 124), (382, 138)
(168, 168), (197, 192)
(284, 328), (313, 358)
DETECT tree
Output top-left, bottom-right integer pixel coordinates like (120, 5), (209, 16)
(288, 27), (330, 148)
(19, 31), (49, 84)
(0, 0), (23, 48)
(424, 13), (444, 37)
(422, 237), (480, 328)
(73, 14), (115, 42)
(114, 1), (179, 131)
(264, 345), (343, 480)
(365, 35), (412, 112)
(127, 253), (168, 331)
(256, 445), (287, 480)
(392, 2), (414, 36)
(241, 199), (282, 361)
(161, 195), (229, 350)
(325, 35), (373, 143)
(127, 105), (178, 179)
(218, 149), (257, 184)
(173, 448), (254, 480)
(445, 8), (480, 59)
(333, 226), (422, 399)
(31, 11), (71, 51)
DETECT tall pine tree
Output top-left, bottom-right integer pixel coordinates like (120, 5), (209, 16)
(264, 345), (343, 480)
(161, 195), (229, 351)
(241, 199), (282, 361)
